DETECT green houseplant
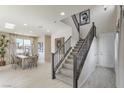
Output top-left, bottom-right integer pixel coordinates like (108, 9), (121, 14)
(0, 35), (9, 66)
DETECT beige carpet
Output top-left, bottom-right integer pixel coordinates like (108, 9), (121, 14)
(0, 63), (71, 88)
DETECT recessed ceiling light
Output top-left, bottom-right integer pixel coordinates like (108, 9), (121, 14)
(5, 22), (15, 29)
(60, 12), (65, 16)
(24, 24), (27, 26)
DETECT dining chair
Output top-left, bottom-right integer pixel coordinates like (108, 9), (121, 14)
(34, 55), (38, 67)
(11, 55), (21, 69)
(27, 55), (38, 68)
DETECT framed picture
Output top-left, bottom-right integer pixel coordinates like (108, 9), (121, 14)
(55, 37), (64, 54)
(79, 9), (90, 25)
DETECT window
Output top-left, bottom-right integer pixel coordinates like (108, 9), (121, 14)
(16, 38), (23, 48)
(24, 39), (31, 46)
(16, 38), (32, 56)
(16, 38), (24, 54)
(24, 39), (31, 55)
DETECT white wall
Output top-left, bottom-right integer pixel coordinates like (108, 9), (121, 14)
(78, 37), (97, 87)
(61, 5), (117, 48)
(118, 16), (124, 88)
(76, 6), (117, 39)
(97, 32), (116, 68)
(61, 17), (79, 47)
(117, 5), (124, 88)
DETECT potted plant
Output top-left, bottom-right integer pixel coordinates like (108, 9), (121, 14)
(0, 35), (9, 66)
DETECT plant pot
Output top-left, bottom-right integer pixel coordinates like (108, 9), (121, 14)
(0, 60), (6, 66)
(0, 61), (6, 66)
(3, 61), (6, 66)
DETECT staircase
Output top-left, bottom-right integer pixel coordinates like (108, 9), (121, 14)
(52, 13), (96, 88)
(56, 39), (84, 86)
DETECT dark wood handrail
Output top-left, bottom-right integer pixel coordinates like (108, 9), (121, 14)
(120, 5), (123, 29)
(54, 36), (71, 54)
(72, 15), (80, 32)
(76, 22), (95, 54)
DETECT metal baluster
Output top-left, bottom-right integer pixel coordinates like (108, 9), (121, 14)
(52, 53), (56, 79)
(73, 54), (78, 88)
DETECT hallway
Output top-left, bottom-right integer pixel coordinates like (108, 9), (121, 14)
(81, 66), (116, 88)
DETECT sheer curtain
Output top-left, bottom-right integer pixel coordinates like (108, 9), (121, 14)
(32, 37), (38, 56)
(9, 34), (16, 64)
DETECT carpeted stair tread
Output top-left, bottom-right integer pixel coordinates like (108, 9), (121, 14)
(63, 63), (73, 70)
(56, 73), (73, 86)
(60, 68), (73, 78)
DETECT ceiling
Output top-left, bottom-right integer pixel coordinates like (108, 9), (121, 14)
(0, 5), (95, 37)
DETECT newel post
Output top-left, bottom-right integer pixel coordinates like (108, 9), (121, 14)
(52, 53), (56, 79)
(73, 54), (78, 88)
(78, 22), (81, 40)
(92, 22), (96, 37)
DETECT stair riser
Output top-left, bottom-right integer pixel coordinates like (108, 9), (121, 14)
(63, 64), (73, 70)
(60, 69), (73, 78)
(74, 46), (80, 49)
(65, 61), (73, 65)
(56, 74), (73, 86)
(78, 41), (83, 43)
(75, 46), (80, 48)
(68, 57), (73, 60)
(68, 56), (73, 59)
(72, 49), (78, 52)
(66, 59), (73, 62)
(76, 44), (82, 46)
(70, 52), (77, 55)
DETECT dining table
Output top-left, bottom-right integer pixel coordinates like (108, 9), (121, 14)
(17, 55), (29, 69)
